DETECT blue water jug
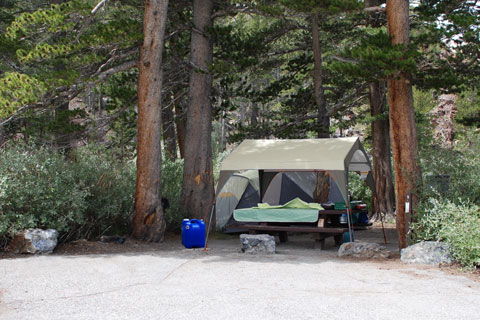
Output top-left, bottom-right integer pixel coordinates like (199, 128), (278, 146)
(181, 219), (205, 248)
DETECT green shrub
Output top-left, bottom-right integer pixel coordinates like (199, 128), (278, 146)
(69, 145), (136, 239)
(411, 198), (480, 268)
(0, 142), (136, 245)
(0, 141), (220, 245)
(348, 172), (373, 209)
(0, 143), (89, 245)
(420, 126), (480, 205)
(161, 156), (184, 232)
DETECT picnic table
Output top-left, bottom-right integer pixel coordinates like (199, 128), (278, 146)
(227, 209), (361, 249)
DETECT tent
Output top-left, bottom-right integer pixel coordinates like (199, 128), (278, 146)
(216, 170), (347, 229)
(215, 170), (260, 228)
(215, 137), (375, 229)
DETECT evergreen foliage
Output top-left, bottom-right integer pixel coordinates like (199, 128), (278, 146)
(0, 0), (142, 144)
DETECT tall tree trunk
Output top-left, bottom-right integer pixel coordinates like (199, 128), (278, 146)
(312, 12), (329, 139)
(132, 0), (169, 242)
(365, 0), (395, 220)
(162, 97), (177, 161)
(386, 0), (422, 249)
(313, 171), (330, 203)
(174, 97), (186, 159)
(180, 0), (215, 223)
(369, 82), (395, 218)
(312, 12), (330, 202)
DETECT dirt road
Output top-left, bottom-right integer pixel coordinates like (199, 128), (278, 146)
(1, 230), (479, 320)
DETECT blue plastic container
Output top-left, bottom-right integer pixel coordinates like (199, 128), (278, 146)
(343, 231), (354, 243)
(181, 219), (205, 248)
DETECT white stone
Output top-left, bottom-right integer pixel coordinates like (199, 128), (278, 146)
(401, 241), (453, 265)
(240, 234), (275, 254)
(338, 241), (390, 259)
(12, 229), (58, 254)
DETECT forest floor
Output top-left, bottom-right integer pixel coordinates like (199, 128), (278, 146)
(1, 225), (479, 319)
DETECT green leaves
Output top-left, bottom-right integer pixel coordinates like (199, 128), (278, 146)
(0, 72), (46, 117)
(411, 198), (480, 268)
(17, 43), (78, 63)
(279, 0), (362, 13)
(333, 30), (419, 82)
(0, 142), (136, 244)
(6, 1), (90, 40)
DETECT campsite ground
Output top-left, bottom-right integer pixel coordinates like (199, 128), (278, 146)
(1, 225), (479, 319)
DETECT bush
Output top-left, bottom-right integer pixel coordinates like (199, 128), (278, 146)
(348, 172), (373, 209)
(420, 147), (480, 206)
(411, 198), (480, 268)
(420, 125), (480, 205)
(0, 143), (89, 245)
(0, 142), (136, 245)
(69, 145), (136, 239)
(0, 141), (219, 245)
(161, 156), (184, 232)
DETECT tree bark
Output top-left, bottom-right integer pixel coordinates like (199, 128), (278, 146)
(162, 96), (177, 161)
(386, 0), (422, 249)
(174, 97), (186, 159)
(132, 0), (169, 242)
(312, 12), (329, 139)
(180, 0), (215, 223)
(369, 81), (395, 218)
(313, 171), (330, 203)
(312, 12), (330, 202)
(365, 0), (395, 220)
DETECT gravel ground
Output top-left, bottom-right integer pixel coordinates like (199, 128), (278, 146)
(1, 227), (479, 320)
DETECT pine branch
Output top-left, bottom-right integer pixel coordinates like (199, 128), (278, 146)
(364, 6), (385, 12)
(332, 56), (358, 64)
(94, 48), (139, 75)
(267, 45), (310, 56)
(212, 7), (263, 19)
(94, 60), (138, 82)
(328, 84), (368, 116)
(91, 0), (108, 14)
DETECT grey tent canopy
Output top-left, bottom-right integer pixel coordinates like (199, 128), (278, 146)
(215, 137), (376, 229)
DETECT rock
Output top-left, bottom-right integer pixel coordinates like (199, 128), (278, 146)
(338, 242), (390, 259)
(11, 229), (58, 254)
(430, 94), (457, 148)
(240, 234), (275, 254)
(401, 241), (453, 265)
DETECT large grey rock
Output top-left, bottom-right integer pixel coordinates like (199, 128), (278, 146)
(401, 241), (453, 265)
(338, 242), (390, 259)
(240, 234), (275, 254)
(11, 229), (58, 254)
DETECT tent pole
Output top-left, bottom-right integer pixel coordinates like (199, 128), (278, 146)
(347, 206), (353, 242)
(204, 200), (215, 251)
(346, 182), (353, 242)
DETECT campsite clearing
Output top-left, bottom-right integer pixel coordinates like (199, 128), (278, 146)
(1, 226), (479, 320)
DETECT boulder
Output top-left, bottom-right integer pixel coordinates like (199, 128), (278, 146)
(338, 242), (390, 259)
(240, 234), (275, 254)
(401, 241), (453, 265)
(429, 94), (457, 148)
(11, 229), (58, 254)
